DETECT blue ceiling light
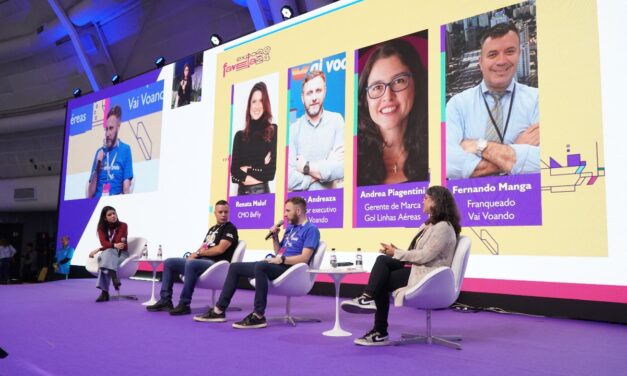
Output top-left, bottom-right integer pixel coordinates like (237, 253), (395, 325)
(111, 74), (121, 85)
(280, 5), (294, 20)
(72, 88), (82, 97)
(210, 34), (223, 47)
(155, 56), (166, 67)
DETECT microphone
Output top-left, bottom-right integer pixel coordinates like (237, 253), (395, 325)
(265, 220), (284, 240)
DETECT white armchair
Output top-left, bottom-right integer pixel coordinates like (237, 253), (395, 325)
(250, 241), (327, 326)
(393, 235), (471, 349)
(85, 237), (146, 300)
(194, 240), (247, 309)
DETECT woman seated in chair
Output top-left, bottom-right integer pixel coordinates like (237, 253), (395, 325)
(342, 185), (461, 346)
(89, 206), (128, 302)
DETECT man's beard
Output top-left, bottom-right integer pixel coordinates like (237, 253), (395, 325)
(106, 136), (118, 148)
(306, 103), (321, 118)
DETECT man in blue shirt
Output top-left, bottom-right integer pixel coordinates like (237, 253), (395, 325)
(446, 23), (540, 180)
(53, 235), (74, 279)
(195, 196), (321, 329)
(87, 105), (134, 197)
(288, 70), (345, 191)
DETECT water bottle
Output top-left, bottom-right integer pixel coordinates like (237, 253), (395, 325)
(356, 248), (363, 270)
(157, 244), (163, 260)
(330, 248), (337, 268)
(141, 243), (148, 259)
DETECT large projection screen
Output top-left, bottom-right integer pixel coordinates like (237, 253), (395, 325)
(58, 0), (627, 305)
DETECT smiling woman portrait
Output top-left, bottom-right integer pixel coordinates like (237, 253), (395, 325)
(356, 33), (429, 187)
(230, 81), (278, 195)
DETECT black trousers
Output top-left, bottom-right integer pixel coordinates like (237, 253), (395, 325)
(365, 255), (410, 333)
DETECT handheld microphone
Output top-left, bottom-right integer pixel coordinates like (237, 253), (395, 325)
(265, 220), (284, 240)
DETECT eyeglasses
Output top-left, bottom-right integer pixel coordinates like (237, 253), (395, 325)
(365, 73), (412, 99)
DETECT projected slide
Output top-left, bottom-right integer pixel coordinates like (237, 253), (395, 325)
(444, 2), (542, 227)
(286, 52), (346, 228)
(354, 30), (429, 228)
(171, 52), (204, 109)
(64, 81), (164, 200)
(228, 73), (280, 229)
(57, 0), (625, 304)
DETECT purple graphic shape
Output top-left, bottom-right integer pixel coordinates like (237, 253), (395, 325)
(355, 181), (429, 228)
(549, 157), (562, 168)
(287, 189), (343, 228)
(567, 154), (581, 167)
(229, 193), (275, 229)
(449, 173), (542, 227)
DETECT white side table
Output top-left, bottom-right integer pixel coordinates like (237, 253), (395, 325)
(308, 268), (365, 337)
(132, 259), (163, 306)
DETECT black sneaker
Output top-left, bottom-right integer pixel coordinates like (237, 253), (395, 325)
(146, 299), (174, 312)
(232, 312), (267, 329)
(193, 309), (226, 323)
(95, 290), (109, 302)
(354, 329), (389, 346)
(169, 304), (191, 316)
(341, 294), (376, 314)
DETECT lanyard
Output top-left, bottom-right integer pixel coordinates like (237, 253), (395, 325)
(481, 83), (516, 143)
(105, 150), (118, 181)
(107, 227), (117, 243)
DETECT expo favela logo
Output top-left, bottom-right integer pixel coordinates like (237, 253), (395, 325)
(223, 46), (271, 77)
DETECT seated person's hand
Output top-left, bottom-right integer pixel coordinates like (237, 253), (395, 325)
(266, 256), (282, 264)
(114, 242), (125, 250)
(89, 249), (100, 258)
(379, 243), (397, 257)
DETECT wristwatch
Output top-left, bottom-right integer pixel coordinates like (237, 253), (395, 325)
(281, 255), (286, 264)
(475, 139), (488, 158)
(303, 161), (310, 175)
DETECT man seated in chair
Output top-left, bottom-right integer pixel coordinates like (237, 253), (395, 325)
(147, 200), (239, 315)
(194, 196), (320, 329)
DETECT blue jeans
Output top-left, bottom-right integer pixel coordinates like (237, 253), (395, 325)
(160, 257), (215, 306)
(216, 261), (289, 316)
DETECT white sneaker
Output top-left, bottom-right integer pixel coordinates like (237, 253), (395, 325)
(341, 295), (376, 314)
(354, 329), (390, 346)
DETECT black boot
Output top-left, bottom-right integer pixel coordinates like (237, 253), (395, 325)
(111, 270), (121, 291)
(96, 290), (110, 302)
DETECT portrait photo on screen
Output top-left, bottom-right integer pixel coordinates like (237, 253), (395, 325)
(356, 30), (429, 187)
(171, 52), (203, 109)
(287, 52), (346, 192)
(64, 80), (164, 200)
(445, 0), (539, 180)
(228, 73), (280, 197)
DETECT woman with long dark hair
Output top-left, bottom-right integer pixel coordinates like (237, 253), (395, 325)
(357, 38), (428, 186)
(89, 206), (128, 302)
(176, 63), (193, 107)
(230, 81), (278, 195)
(342, 186), (461, 346)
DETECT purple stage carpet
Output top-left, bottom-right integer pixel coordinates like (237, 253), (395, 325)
(0, 279), (625, 376)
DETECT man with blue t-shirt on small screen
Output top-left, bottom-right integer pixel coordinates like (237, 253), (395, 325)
(87, 105), (133, 198)
(194, 196), (321, 329)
